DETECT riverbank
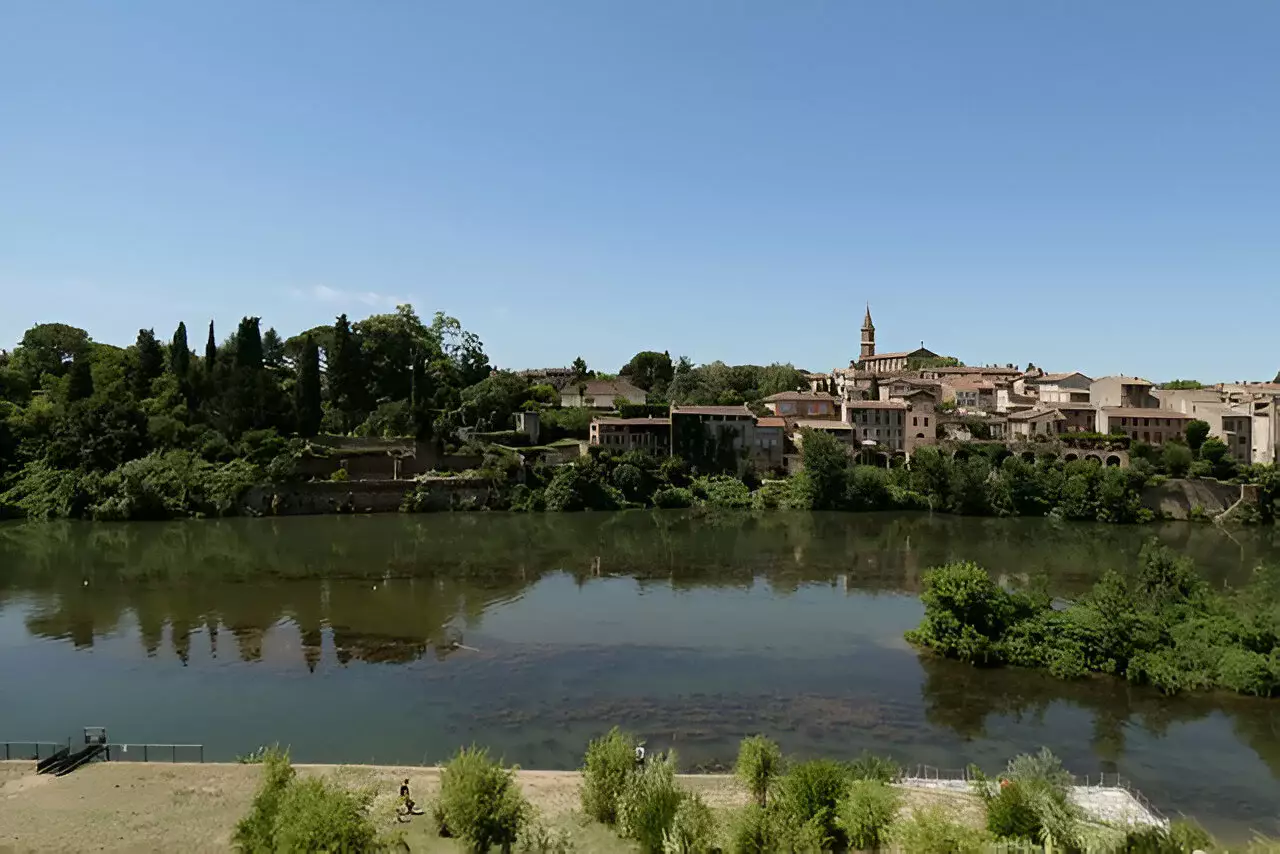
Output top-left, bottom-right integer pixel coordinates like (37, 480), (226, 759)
(0, 760), (990, 852)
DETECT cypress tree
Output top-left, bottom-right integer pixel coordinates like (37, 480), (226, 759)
(204, 320), (217, 383)
(295, 335), (322, 437)
(67, 351), (94, 402)
(234, 317), (263, 371)
(328, 314), (366, 433)
(134, 328), (164, 398)
(170, 322), (190, 379)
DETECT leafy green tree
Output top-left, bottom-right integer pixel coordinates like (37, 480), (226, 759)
(294, 336), (322, 437)
(571, 355), (589, 380)
(797, 429), (851, 510)
(620, 350), (674, 392)
(133, 328), (165, 399)
(204, 320), (217, 383)
(1162, 442), (1193, 477)
(1185, 419), (1210, 453)
(10, 323), (90, 386)
(431, 310), (491, 387)
(66, 351), (95, 403)
(355, 305), (438, 405)
(261, 327), (286, 370)
(1161, 379), (1204, 389)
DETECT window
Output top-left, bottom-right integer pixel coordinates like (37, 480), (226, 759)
(1143, 431), (1149, 441)
(1154, 432), (1162, 442)
(924, 417), (929, 427)
(913, 416), (918, 427)
(1240, 436), (1248, 445)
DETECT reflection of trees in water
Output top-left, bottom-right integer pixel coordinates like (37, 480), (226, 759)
(916, 656), (1280, 780)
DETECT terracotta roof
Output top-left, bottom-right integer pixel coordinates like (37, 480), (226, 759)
(948, 380), (995, 391)
(843, 399), (908, 410)
(793, 419), (854, 431)
(1008, 408), (1066, 422)
(1095, 375), (1154, 386)
(863, 349), (933, 361)
(1054, 402), (1097, 411)
(669, 405), (754, 417)
(593, 417), (671, 427)
(932, 366), (1022, 375)
(755, 416), (786, 428)
(565, 379), (645, 397)
(763, 391), (838, 402)
(1102, 407), (1192, 419)
(1035, 371), (1092, 383)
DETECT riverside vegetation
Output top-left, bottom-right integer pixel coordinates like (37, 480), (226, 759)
(229, 734), (1278, 853)
(2, 312), (1276, 524)
(907, 539), (1280, 698)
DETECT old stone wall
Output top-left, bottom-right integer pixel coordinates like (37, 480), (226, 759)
(243, 477), (491, 516)
(1141, 478), (1242, 521)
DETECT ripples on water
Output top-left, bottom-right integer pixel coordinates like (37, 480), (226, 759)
(0, 512), (1278, 839)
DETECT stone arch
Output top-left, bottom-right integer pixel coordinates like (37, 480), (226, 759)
(1085, 454), (1103, 465)
(915, 433), (925, 439)
(1106, 454), (1122, 467)
(1064, 452), (1079, 462)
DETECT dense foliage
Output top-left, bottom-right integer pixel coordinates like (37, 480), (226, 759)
(437, 745), (530, 852)
(907, 540), (1280, 697)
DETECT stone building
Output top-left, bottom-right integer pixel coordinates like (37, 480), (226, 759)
(589, 417), (671, 454)
(762, 390), (840, 419)
(854, 305), (939, 374)
(1090, 376), (1159, 409)
(560, 379), (647, 409)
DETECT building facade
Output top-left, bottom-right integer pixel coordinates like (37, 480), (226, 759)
(589, 417), (671, 454)
(1090, 376), (1159, 409)
(842, 399), (909, 451)
(560, 379), (647, 409)
(762, 391), (839, 419)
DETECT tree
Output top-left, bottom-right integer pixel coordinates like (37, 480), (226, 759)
(798, 428), (852, 510)
(431, 311), (491, 387)
(620, 350), (674, 392)
(261, 328), (286, 370)
(133, 328), (164, 399)
(66, 351), (95, 402)
(571, 356), (589, 380)
(170, 322), (191, 380)
(204, 320), (217, 383)
(10, 323), (91, 385)
(328, 314), (367, 433)
(1162, 442), (1193, 478)
(1160, 379), (1204, 390)
(294, 336), (322, 437)
(1185, 420), (1210, 453)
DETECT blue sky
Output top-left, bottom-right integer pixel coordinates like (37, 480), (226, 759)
(3, 2), (1277, 381)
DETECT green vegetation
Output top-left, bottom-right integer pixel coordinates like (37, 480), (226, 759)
(436, 746), (530, 852)
(233, 747), (378, 853)
(734, 735), (783, 808)
(907, 539), (1280, 697)
(223, 734), (1279, 854)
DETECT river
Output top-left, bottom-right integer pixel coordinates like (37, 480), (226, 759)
(1, 512), (1277, 838)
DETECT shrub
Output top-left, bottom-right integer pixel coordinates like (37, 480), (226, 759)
(734, 735), (783, 808)
(269, 776), (377, 853)
(772, 758), (850, 849)
(516, 812), (575, 853)
(724, 804), (773, 854)
(848, 751), (900, 783)
(580, 727), (638, 825)
(973, 749), (1078, 845)
(330, 467), (349, 482)
(836, 779), (900, 851)
(662, 792), (716, 854)
(619, 752), (685, 854)
(233, 746), (296, 852)
(652, 486), (695, 509)
(691, 474), (752, 509)
(887, 805), (989, 854)
(437, 745), (529, 852)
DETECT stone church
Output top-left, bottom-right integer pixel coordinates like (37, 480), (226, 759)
(855, 305), (939, 373)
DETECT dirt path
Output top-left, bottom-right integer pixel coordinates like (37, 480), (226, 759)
(0, 760), (982, 853)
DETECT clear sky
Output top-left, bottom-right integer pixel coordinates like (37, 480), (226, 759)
(3, 2), (1277, 382)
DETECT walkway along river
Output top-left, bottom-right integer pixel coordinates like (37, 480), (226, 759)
(1, 511), (1278, 839)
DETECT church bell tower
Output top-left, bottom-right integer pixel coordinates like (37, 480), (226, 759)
(860, 304), (875, 360)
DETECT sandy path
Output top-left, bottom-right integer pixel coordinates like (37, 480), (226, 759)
(0, 760), (981, 853)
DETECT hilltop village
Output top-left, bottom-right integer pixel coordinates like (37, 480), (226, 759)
(540, 306), (1280, 476)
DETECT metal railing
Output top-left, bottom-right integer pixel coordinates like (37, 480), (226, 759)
(899, 765), (1167, 824)
(105, 743), (204, 763)
(2, 741), (69, 761)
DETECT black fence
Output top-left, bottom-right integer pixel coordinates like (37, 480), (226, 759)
(104, 743), (204, 763)
(3, 740), (203, 764)
(1, 741), (68, 761)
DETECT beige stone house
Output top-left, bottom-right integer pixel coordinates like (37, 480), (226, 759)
(560, 379), (647, 409)
(842, 399), (909, 452)
(1007, 408), (1066, 438)
(1100, 408), (1192, 444)
(752, 416), (787, 472)
(1090, 376), (1159, 409)
(762, 391), (839, 419)
(1033, 372), (1093, 404)
(945, 380), (997, 412)
(589, 417), (670, 454)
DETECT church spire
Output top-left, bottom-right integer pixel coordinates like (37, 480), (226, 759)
(860, 303), (875, 360)
(862, 303), (873, 330)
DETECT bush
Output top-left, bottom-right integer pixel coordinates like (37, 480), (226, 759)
(330, 467), (349, 482)
(661, 792), (716, 854)
(848, 751), (900, 783)
(233, 746), (296, 852)
(772, 758), (850, 849)
(836, 780), (900, 850)
(652, 486), (695, 509)
(270, 776), (377, 853)
(691, 474), (752, 509)
(580, 727), (638, 825)
(619, 752), (685, 854)
(973, 749), (1078, 845)
(437, 746), (529, 852)
(734, 735), (783, 808)
(724, 804), (773, 854)
(887, 805), (989, 854)
(516, 812), (575, 853)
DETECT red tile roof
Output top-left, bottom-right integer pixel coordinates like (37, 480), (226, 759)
(593, 417), (671, 427)
(669, 405), (754, 417)
(843, 399), (907, 410)
(755, 416), (786, 428)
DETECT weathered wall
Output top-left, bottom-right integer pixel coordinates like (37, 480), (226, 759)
(243, 478), (491, 516)
(1141, 478), (1242, 521)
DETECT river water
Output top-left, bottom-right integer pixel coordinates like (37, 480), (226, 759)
(1, 512), (1277, 838)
